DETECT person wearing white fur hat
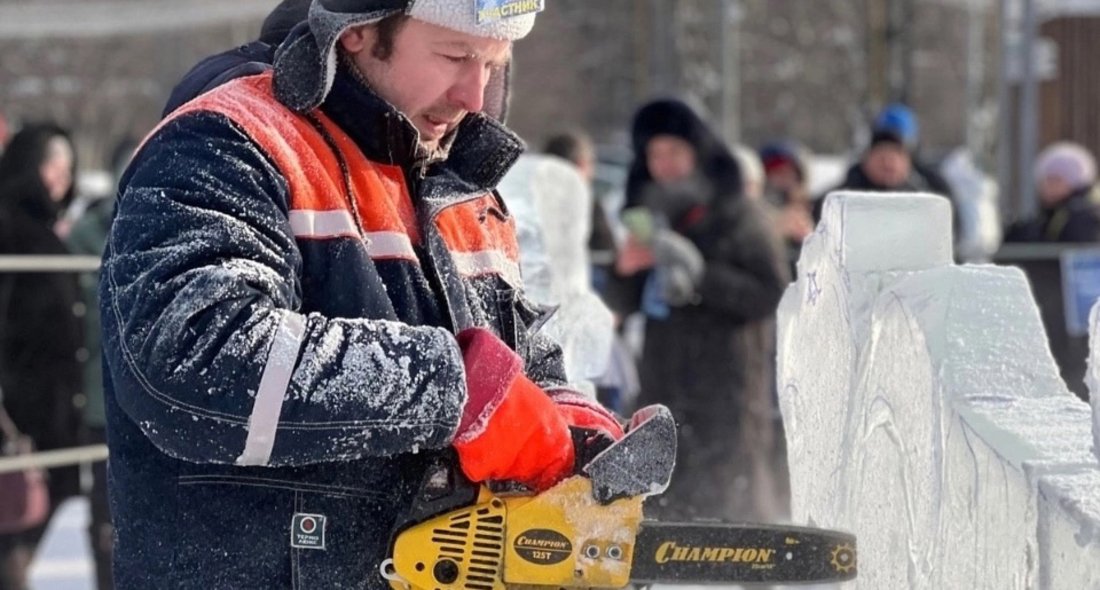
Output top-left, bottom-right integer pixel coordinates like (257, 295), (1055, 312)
(100, 1), (628, 587)
(1006, 141), (1100, 243)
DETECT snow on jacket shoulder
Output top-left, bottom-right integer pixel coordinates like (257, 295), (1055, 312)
(104, 94), (465, 467)
(105, 69), (571, 468)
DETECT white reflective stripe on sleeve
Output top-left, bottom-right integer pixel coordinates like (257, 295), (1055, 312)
(288, 209), (359, 239)
(236, 312), (308, 466)
(450, 250), (523, 288)
(364, 231), (418, 261)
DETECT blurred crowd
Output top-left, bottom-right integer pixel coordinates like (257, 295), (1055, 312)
(2, 0), (1100, 588)
(0, 121), (121, 590)
(540, 99), (1100, 525)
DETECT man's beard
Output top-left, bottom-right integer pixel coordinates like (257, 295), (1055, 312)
(419, 124), (460, 163)
(418, 108), (466, 162)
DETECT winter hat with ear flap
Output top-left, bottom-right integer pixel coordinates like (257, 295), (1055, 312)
(273, 0), (542, 117)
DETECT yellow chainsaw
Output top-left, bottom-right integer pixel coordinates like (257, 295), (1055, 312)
(381, 406), (857, 589)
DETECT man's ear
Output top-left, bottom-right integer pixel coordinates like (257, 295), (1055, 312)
(339, 26), (371, 53)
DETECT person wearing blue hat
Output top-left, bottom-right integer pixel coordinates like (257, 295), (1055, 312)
(873, 103), (920, 150)
(815, 103), (956, 225)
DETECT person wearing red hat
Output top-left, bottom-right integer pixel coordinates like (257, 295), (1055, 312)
(101, 1), (623, 587)
(759, 141), (814, 251)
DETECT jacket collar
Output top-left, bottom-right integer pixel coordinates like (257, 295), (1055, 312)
(319, 61), (524, 198)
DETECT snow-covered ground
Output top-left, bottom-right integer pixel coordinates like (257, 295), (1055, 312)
(28, 497), (95, 590)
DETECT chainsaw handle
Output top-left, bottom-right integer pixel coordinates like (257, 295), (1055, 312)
(396, 451), (480, 528)
(570, 426), (614, 475)
(480, 428), (607, 496)
(403, 428), (605, 516)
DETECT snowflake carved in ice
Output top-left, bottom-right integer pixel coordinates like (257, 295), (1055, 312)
(806, 271), (823, 306)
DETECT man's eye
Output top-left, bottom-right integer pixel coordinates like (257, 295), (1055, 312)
(441, 54), (467, 63)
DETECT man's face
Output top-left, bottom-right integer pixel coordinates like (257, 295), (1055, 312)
(340, 19), (512, 151)
(646, 135), (697, 185)
(862, 142), (911, 189)
(765, 163), (801, 193)
(575, 148), (596, 183)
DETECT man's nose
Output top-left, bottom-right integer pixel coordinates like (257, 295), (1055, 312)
(448, 63), (491, 114)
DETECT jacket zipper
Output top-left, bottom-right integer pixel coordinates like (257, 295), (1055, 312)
(405, 167), (467, 334)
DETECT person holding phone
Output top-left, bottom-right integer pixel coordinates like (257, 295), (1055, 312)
(611, 99), (790, 524)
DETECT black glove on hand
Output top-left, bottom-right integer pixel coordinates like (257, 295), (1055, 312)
(652, 229), (705, 306)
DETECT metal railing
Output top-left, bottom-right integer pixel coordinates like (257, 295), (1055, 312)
(2, 255), (107, 475)
(0, 245), (1082, 477)
(0, 444), (108, 475)
(992, 242), (1085, 263)
(0, 255), (101, 273)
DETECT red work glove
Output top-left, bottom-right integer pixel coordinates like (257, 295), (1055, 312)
(452, 328), (574, 491)
(551, 391), (625, 470)
(550, 391), (625, 441)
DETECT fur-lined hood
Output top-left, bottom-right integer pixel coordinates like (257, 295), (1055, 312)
(624, 99), (742, 211)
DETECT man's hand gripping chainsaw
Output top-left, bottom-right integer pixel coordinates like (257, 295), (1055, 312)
(381, 405), (857, 589)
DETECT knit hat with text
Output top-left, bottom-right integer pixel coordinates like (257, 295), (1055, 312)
(273, 0), (542, 114)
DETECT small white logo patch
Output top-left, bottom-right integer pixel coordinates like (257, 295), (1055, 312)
(291, 513), (326, 550)
(476, 0), (544, 24)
